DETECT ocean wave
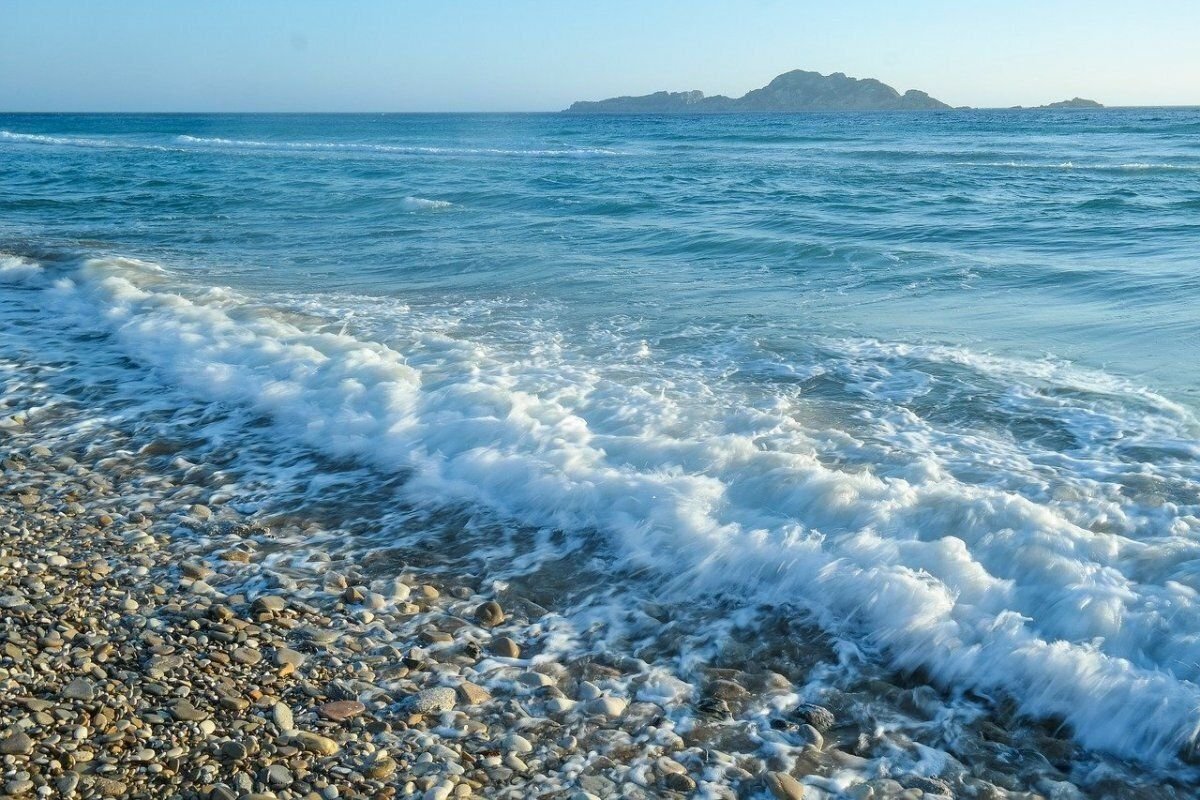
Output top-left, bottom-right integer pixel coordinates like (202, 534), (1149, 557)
(0, 129), (624, 158)
(0, 254), (42, 283)
(175, 134), (624, 158)
(1, 130), (111, 147)
(960, 159), (1200, 172)
(401, 196), (454, 210)
(0, 130), (173, 151)
(7, 254), (1200, 764)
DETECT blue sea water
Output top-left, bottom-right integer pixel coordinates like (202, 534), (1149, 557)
(3, 111), (1200, 780)
(3, 111), (1200, 395)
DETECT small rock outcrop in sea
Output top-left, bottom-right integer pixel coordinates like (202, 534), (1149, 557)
(565, 69), (952, 112)
(1037, 97), (1104, 109)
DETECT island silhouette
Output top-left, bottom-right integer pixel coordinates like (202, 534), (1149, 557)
(567, 69), (1104, 112)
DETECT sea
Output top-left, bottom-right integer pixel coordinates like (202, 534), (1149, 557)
(2, 110), (1199, 790)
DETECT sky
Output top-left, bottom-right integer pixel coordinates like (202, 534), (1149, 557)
(1, 0), (1197, 111)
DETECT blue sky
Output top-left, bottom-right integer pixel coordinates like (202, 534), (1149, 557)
(1, 0), (1197, 110)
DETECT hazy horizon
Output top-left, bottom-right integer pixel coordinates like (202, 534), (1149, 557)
(1, 0), (1198, 112)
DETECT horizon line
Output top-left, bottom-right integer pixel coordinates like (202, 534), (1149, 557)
(3, 105), (1199, 115)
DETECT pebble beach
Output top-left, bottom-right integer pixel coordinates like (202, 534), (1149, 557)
(1, 346), (1185, 800)
(0, 360), (822, 800)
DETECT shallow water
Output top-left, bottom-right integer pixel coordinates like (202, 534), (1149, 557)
(2, 111), (1200, 782)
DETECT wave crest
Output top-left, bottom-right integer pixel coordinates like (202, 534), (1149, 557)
(402, 196), (454, 210)
(10, 254), (1199, 765)
(176, 134), (624, 158)
(0, 130), (172, 151)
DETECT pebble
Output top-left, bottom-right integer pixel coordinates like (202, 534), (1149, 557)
(89, 777), (128, 797)
(266, 764), (293, 787)
(367, 755), (398, 780)
(474, 600), (505, 627)
(577, 681), (603, 700)
(62, 677), (95, 701)
(253, 595), (288, 613)
(798, 723), (824, 749)
(170, 699), (209, 722)
(795, 703), (836, 733)
(546, 697), (577, 714)
(220, 741), (248, 761)
(55, 774), (80, 797)
(490, 636), (521, 658)
(181, 561), (213, 579)
(519, 671), (555, 688)
(385, 580), (412, 602)
(502, 733), (534, 754)
(457, 681), (492, 705)
(232, 646), (262, 664)
(0, 731), (34, 755)
(274, 647), (307, 668)
(766, 771), (806, 800)
(664, 772), (697, 792)
(580, 776), (617, 796)
(409, 686), (457, 714)
(272, 701), (295, 731)
(318, 700), (366, 722)
(6, 778), (34, 795)
(586, 695), (628, 718)
(293, 731), (340, 756)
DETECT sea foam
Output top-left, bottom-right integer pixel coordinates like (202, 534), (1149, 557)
(402, 196), (454, 210)
(6, 255), (1200, 764)
(0, 254), (42, 283)
(0, 130), (622, 158)
(176, 134), (623, 158)
(0, 130), (173, 151)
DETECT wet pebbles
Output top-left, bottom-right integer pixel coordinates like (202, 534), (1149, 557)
(0, 367), (1166, 800)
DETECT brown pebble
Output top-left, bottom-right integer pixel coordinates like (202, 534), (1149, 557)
(457, 681), (492, 706)
(293, 730), (340, 756)
(318, 700), (366, 722)
(490, 636), (521, 658)
(474, 601), (505, 628)
(0, 732), (34, 755)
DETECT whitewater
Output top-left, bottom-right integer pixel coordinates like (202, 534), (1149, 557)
(3, 110), (1200, 790)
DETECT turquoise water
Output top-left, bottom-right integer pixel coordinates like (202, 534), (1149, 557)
(3, 111), (1199, 395)
(3, 111), (1200, 774)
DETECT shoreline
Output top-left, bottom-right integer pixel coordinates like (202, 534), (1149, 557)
(0, 355), (1182, 800)
(0, 369), (821, 800)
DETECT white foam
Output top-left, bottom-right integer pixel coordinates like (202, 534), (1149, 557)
(17, 256), (1200, 764)
(0, 130), (621, 158)
(402, 196), (454, 211)
(0, 254), (42, 283)
(961, 159), (1200, 172)
(1, 130), (105, 147)
(176, 134), (623, 158)
(0, 130), (172, 151)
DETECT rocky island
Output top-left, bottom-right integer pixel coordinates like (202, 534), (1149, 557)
(1038, 97), (1104, 109)
(566, 69), (951, 113)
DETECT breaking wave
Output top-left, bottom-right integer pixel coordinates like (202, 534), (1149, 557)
(5, 254), (1199, 764)
(175, 134), (624, 158)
